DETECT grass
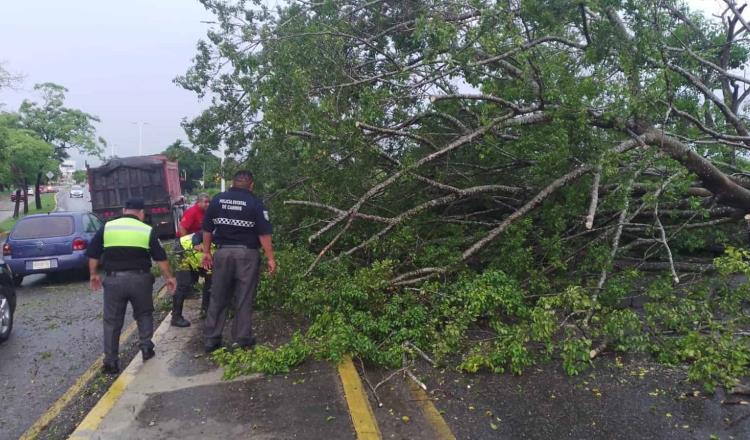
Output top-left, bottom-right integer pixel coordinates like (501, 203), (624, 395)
(0, 192), (57, 233)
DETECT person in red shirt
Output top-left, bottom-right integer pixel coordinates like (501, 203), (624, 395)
(172, 193), (211, 326)
(179, 193), (210, 236)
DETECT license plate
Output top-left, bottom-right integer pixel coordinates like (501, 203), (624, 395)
(32, 260), (52, 270)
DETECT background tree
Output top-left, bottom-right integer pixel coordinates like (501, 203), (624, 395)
(179, 0), (750, 388)
(0, 113), (57, 215)
(0, 62), (22, 94)
(161, 139), (221, 193)
(72, 170), (87, 184)
(18, 82), (105, 208)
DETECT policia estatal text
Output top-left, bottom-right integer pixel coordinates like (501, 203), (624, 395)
(202, 170), (276, 353)
(87, 197), (177, 374)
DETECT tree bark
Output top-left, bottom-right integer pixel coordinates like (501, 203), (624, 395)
(644, 130), (750, 211)
(35, 172), (42, 210)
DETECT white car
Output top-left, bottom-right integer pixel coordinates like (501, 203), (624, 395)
(69, 185), (84, 198)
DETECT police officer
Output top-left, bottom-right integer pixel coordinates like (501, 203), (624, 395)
(202, 170), (276, 353)
(171, 232), (215, 326)
(87, 197), (177, 374)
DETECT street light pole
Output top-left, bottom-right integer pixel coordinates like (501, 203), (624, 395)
(131, 121), (149, 155)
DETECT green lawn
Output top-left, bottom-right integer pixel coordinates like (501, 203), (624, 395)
(0, 192), (57, 233)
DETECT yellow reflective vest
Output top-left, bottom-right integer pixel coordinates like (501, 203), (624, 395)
(177, 233), (215, 272)
(103, 217), (151, 249)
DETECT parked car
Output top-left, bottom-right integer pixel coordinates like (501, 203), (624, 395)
(69, 185), (84, 198)
(9, 192), (25, 203)
(41, 185), (58, 193)
(0, 259), (17, 342)
(9, 187), (33, 202)
(1, 212), (103, 286)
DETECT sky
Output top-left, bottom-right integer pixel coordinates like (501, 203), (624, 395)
(0, 0), (215, 168)
(0, 0), (730, 170)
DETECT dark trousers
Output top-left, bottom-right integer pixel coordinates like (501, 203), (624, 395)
(174, 269), (213, 315)
(102, 272), (155, 365)
(204, 247), (260, 347)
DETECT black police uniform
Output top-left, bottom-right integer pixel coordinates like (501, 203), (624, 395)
(87, 211), (167, 370)
(202, 186), (272, 350)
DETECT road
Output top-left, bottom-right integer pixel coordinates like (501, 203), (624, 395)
(0, 184), (133, 440)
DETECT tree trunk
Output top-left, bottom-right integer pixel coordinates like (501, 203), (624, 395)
(13, 189), (20, 218)
(35, 172), (42, 210)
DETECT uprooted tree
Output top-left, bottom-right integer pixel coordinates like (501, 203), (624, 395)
(181, 0), (750, 389)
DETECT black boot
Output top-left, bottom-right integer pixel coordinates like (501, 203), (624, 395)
(141, 346), (155, 361)
(102, 360), (119, 375)
(171, 296), (191, 327)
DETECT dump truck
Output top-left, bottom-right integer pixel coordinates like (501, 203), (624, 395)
(87, 155), (185, 237)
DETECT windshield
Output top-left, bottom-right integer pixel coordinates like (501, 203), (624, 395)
(11, 216), (74, 239)
(71, 185), (82, 191)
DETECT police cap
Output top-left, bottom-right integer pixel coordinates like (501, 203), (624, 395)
(125, 197), (145, 210)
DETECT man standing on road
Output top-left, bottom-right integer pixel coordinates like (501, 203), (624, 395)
(172, 193), (212, 326)
(202, 170), (276, 353)
(87, 197), (177, 374)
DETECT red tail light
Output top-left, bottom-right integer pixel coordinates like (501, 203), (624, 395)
(150, 207), (169, 214)
(73, 238), (87, 251)
(2, 243), (10, 256)
(101, 211), (115, 218)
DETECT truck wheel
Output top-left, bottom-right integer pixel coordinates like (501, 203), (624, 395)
(0, 289), (14, 342)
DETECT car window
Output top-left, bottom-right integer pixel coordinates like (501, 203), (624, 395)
(84, 214), (101, 232)
(90, 214), (103, 230)
(71, 185), (82, 190)
(11, 216), (74, 239)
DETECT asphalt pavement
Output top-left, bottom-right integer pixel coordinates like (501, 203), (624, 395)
(0, 184), (117, 440)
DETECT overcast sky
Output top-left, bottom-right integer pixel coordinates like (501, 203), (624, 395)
(0, 0), (217, 167)
(0, 0), (728, 169)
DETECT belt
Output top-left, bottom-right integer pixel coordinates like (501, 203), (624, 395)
(105, 269), (151, 276)
(216, 244), (257, 249)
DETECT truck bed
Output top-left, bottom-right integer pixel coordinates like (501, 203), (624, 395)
(88, 156), (180, 210)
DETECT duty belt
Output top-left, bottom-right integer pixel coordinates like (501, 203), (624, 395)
(216, 244), (256, 249)
(105, 269), (151, 276)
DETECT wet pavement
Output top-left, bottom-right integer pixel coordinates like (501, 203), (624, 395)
(70, 299), (356, 440)
(0, 185), (109, 440)
(0, 270), (125, 440)
(404, 357), (750, 440)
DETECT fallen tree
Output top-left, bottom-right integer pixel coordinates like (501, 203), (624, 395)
(181, 0), (750, 390)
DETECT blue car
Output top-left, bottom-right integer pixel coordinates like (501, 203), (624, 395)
(1, 212), (103, 286)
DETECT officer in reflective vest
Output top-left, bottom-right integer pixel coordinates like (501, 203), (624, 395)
(172, 233), (214, 326)
(87, 197), (176, 374)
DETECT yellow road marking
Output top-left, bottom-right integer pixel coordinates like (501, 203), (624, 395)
(18, 324), (137, 440)
(338, 355), (382, 440)
(67, 366), (136, 440)
(18, 286), (167, 440)
(407, 379), (456, 440)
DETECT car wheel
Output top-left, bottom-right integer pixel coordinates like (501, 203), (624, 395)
(0, 290), (13, 343)
(12, 275), (23, 287)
